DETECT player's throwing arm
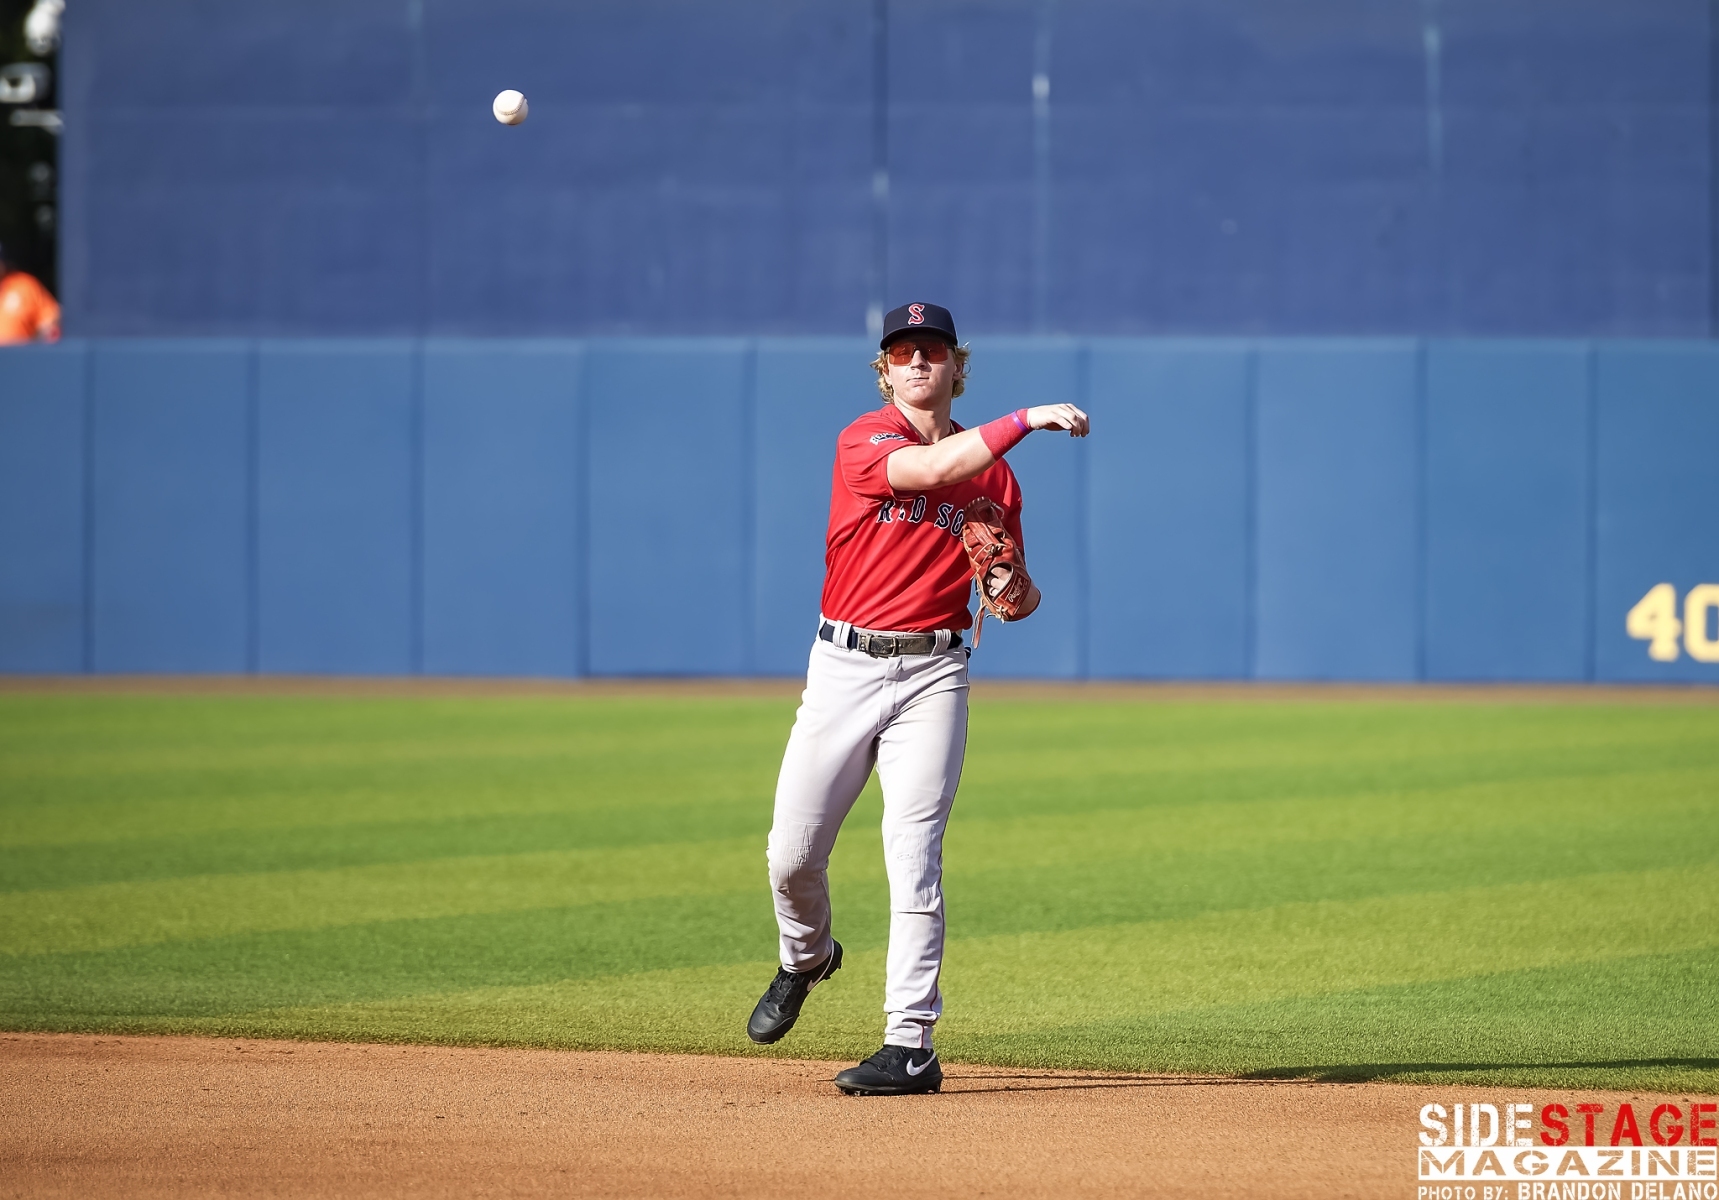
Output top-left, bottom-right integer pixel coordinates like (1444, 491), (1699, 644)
(744, 302), (1089, 1096)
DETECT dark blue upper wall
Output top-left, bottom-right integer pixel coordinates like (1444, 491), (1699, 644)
(60, 0), (1711, 337)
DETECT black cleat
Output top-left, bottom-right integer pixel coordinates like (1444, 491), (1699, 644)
(834, 1045), (943, 1096)
(746, 941), (843, 1044)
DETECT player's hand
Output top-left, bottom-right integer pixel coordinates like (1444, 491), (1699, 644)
(1025, 404), (1089, 437)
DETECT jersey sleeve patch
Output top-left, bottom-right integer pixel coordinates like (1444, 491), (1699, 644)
(838, 414), (911, 502)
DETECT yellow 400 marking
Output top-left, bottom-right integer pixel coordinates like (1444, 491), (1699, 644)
(1627, 582), (1719, 663)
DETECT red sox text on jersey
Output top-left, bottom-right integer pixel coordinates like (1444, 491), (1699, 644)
(820, 404), (1024, 633)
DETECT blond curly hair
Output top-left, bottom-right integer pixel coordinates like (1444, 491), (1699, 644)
(871, 342), (971, 402)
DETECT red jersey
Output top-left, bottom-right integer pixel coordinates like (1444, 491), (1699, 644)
(820, 403), (1024, 632)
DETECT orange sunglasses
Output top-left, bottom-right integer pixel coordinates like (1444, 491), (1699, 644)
(884, 339), (952, 365)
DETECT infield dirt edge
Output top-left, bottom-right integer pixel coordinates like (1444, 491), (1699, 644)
(11, 1031), (1708, 1200)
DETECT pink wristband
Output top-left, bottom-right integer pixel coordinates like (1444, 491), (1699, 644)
(979, 409), (1032, 459)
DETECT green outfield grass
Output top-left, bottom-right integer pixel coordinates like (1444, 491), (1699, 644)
(2, 688), (1716, 1092)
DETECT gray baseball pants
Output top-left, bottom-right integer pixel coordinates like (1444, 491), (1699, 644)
(766, 619), (970, 1049)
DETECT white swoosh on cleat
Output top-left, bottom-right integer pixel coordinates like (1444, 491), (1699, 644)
(905, 1053), (937, 1077)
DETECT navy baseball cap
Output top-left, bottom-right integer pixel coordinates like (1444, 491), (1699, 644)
(879, 302), (958, 348)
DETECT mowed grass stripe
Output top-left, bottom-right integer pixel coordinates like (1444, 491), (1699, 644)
(11, 764), (1711, 953)
(0, 893), (780, 1022)
(7, 758), (1711, 896)
(0, 696), (791, 842)
(959, 704), (1719, 807)
(0, 836), (764, 955)
(7, 836), (1711, 1018)
(949, 948), (1719, 1088)
(0, 803), (769, 893)
(7, 699), (1714, 842)
(0, 773), (765, 849)
(223, 863), (1719, 1033)
(192, 869), (1716, 1085)
(947, 766), (1718, 868)
(947, 865), (1719, 1025)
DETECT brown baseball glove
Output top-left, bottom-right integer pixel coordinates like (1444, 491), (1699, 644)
(960, 496), (1041, 644)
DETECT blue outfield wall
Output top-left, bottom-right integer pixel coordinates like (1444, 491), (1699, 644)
(1, 337), (1716, 683)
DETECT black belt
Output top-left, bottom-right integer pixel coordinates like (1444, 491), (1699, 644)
(819, 622), (961, 658)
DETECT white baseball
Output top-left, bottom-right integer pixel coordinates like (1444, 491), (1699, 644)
(492, 90), (528, 125)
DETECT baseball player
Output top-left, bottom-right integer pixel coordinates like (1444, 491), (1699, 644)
(746, 301), (1089, 1096)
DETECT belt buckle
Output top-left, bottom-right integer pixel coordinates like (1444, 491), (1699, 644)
(858, 632), (897, 657)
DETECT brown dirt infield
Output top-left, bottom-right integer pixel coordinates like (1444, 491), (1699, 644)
(1, 1033), (1690, 1199)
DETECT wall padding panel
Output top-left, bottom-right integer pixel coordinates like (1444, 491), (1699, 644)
(751, 338), (876, 674)
(89, 341), (250, 671)
(7, 335), (1717, 686)
(0, 345), (88, 671)
(585, 341), (751, 674)
(1424, 341), (1591, 681)
(1594, 344), (1719, 682)
(1254, 342), (1420, 680)
(961, 341), (1087, 679)
(1087, 341), (1252, 678)
(421, 342), (584, 676)
(257, 341), (415, 673)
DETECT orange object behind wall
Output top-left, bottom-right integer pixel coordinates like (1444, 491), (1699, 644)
(0, 270), (61, 344)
